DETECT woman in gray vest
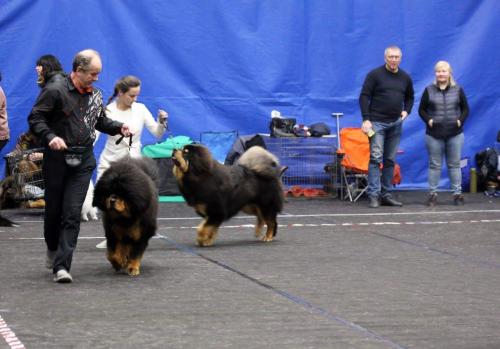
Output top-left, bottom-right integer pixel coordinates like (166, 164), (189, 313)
(418, 61), (469, 206)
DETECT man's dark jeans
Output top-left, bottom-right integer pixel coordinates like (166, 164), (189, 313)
(367, 118), (402, 199)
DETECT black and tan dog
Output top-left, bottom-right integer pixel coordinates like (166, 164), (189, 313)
(93, 157), (159, 276)
(172, 144), (285, 247)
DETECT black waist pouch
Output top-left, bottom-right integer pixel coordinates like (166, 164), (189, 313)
(65, 146), (88, 167)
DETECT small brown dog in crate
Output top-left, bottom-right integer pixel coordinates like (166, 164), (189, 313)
(0, 157), (45, 210)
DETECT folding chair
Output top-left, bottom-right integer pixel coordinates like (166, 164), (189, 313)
(336, 128), (369, 202)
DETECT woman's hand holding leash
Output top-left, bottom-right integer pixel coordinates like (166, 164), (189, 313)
(158, 109), (168, 128)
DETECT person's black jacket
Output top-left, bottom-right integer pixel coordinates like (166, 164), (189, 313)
(28, 75), (122, 148)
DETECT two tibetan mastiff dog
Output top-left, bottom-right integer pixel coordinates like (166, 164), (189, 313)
(93, 157), (159, 276)
(172, 144), (285, 247)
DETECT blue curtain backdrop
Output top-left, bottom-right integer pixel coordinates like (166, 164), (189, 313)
(0, 0), (498, 188)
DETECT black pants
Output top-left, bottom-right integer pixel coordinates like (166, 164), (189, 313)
(43, 148), (95, 273)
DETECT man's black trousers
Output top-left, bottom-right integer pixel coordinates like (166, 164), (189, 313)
(42, 148), (95, 273)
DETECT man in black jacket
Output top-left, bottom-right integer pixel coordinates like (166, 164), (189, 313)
(359, 46), (414, 208)
(29, 49), (133, 283)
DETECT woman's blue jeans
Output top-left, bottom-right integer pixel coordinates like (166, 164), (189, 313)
(367, 119), (402, 199)
(425, 132), (464, 195)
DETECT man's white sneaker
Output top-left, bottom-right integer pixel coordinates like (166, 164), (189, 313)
(46, 250), (56, 269)
(96, 239), (107, 249)
(53, 269), (72, 283)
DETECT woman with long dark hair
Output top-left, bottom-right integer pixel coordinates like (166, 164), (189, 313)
(96, 75), (168, 179)
(35, 54), (65, 87)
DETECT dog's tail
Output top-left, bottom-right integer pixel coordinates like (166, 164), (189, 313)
(236, 146), (283, 178)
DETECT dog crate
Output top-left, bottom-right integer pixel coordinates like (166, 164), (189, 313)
(262, 136), (339, 196)
(3, 148), (45, 202)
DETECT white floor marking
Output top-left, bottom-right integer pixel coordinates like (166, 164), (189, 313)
(0, 314), (26, 349)
(12, 209), (500, 225)
(7, 217), (500, 241)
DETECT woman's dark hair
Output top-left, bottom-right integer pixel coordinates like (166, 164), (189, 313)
(36, 54), (64, 87)
(0, 71), (2, 82)
(106, 75), (141, 105)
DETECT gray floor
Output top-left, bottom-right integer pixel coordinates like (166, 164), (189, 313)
(0, 191), (499, 349)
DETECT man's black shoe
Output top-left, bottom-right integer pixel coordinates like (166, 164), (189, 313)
(381, 196), (403, 207)
(453, 194), (465, 206)
(368, 196), (380, 208)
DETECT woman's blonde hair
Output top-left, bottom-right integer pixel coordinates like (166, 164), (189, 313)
(433, 60), (456, 87)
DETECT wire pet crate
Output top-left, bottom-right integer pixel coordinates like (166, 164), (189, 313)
(263, 136), (339, 195)
(3, 148), (45, 202)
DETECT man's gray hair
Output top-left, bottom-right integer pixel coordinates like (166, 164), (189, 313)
(384, 46), (402, 57)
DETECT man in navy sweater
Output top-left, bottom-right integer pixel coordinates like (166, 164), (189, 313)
(359, 46), (414, 208)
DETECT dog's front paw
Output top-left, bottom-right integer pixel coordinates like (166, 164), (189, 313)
(81, 206), (98, 221)
(82, 181), (97, 221)
(197, 237), (214, 247)
(110, 259), (122, 271)
(127, 259), (141, 276)
(127, 267), (140, 276)
(81, 207), (98, 222)
(197, 225), (218, 247)
(261, 235), (274, 242)
(108, 251), (127, 271)
(88, 207), (98, 221)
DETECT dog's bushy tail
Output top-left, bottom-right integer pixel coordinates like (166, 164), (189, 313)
(237, 146), (284, 178)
